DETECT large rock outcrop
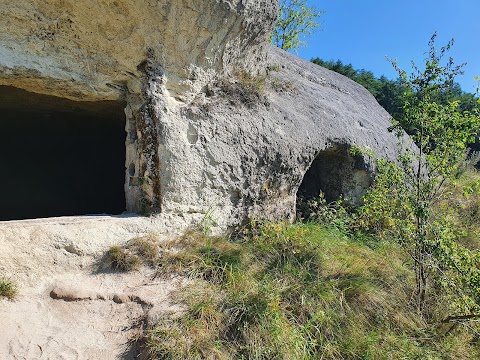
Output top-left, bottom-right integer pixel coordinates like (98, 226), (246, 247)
(0, 0), (400, 229)
(155, 45), (400, 226)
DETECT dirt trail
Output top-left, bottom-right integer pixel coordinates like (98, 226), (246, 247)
(0, 214), (196, 359)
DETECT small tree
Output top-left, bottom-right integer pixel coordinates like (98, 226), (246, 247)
(271, 0), (324, 52)
(357, 34), (480, 319)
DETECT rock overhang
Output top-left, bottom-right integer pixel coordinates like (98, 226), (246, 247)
(172, 45), (402, 227)
(0, 0), (278, 101)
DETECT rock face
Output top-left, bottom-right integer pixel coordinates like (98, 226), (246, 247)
(160, 46), (400, 226)
(0, 0), (276, 100)
(0, 0), (400, 228)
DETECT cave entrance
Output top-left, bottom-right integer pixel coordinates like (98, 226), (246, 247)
(0, 86), (126, 221)
(296, 144), (372, 218)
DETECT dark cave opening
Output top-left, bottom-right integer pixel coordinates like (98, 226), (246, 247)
(0, 86), (126, 221)
(296, 144), (372, 218)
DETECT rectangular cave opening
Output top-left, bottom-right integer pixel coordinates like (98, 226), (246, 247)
(0, 85), (127, 221)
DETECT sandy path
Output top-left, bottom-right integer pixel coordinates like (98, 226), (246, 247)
(0, 214), (197, 359)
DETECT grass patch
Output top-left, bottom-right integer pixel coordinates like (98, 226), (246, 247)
(0, 279), (17, 300)
(145, 222), (479, 359)
(129, 233), (161, 266)
(208, 70), (268, 109)
(103, 234), (161, 272)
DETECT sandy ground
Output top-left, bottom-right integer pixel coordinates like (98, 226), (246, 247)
(0, 214), (199, 359)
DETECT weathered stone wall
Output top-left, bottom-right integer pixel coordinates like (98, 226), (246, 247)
(0, 0), (279, 218)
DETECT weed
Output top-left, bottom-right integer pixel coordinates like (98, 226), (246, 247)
(128, 234), (160, 266)
(266, 63), (281, 73)
(0, 279), (17, 300)
(201, 67), (297, 112)
(196, 202), (219, 235)
(233, 70), (268, 96)
(296, 192), (352, 234)
(269, 78), (298, 95)
(205, 70), (268, 109)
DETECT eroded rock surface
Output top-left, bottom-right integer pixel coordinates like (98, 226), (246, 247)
(0, 0), (277, 100)
(147, 46), (401, 226)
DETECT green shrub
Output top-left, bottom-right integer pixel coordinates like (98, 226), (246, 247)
(296, 191), (352, 233)
(355, 34), (480, 319)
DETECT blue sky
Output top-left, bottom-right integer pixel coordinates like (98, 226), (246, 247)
(296, 1), (479, 94)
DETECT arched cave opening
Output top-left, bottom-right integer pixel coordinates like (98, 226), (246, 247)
(0, 86), (126, 221)
(296, 144), (372, 219)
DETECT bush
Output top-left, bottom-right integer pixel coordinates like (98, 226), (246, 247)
(296, 191), (352, 233)
(356, 34), (480, 318)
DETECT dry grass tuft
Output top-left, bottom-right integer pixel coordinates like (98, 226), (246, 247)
(0, 279), (18, 300)
(105, 245), (141, 272)
(128, 233), (161, 266)
(104, 233), (161, 272)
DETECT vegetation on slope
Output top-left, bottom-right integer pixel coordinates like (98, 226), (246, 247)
(144, 213), (480, 359)
(144, 158), (480, 359)
(103, 234), (160, 272)
(311, 53), (479, 126)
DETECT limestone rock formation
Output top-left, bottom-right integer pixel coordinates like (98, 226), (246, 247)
(0, 0), (399, 229)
